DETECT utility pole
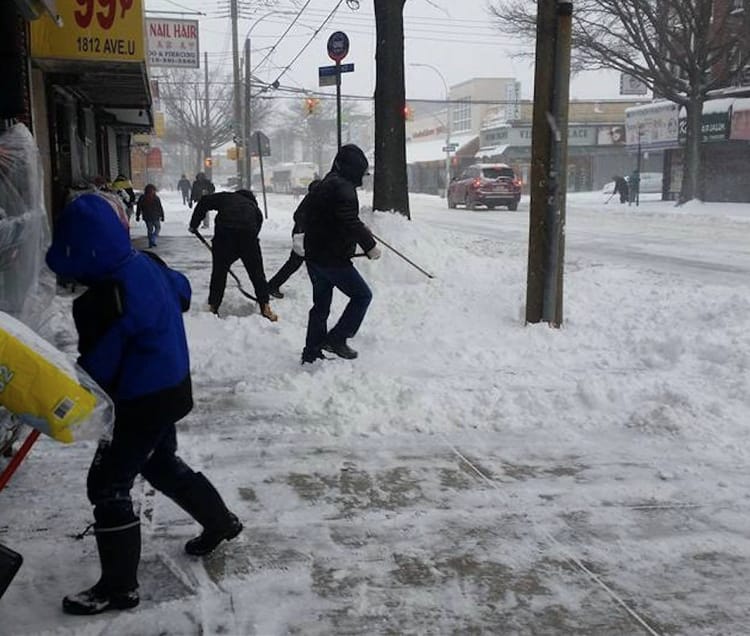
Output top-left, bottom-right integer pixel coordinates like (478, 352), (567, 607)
(525, 0), (572, 327)
(204, 51), (212, 181)
(230, 0), (243, 187)
(244, 37), (252, 188)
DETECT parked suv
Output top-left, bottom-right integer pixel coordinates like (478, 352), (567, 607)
(448, 163), (522, 211)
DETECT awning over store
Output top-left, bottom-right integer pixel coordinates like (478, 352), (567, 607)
(102, 107), (153, 133)
(13, 0), (62, 25)
(475, 144), (509, 159)
(35, 59), (151, 110)
(406, 134), (476, 164)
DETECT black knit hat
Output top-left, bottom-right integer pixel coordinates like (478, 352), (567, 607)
(332, 144), (369, 187)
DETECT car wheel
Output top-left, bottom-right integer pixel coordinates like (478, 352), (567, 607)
(486, 204), (495, 210)
(508, 200), (519, 211)
(447, 196), (456, 209)
(467, 196), (477, 211)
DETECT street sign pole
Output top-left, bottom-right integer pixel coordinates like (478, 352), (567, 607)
(256, 131), (269, 219)
(336, 60), (342, 149)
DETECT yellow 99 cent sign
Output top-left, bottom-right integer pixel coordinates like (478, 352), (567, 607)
(31, 0), (146, 63)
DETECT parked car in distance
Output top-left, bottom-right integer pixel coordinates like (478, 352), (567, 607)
(602, 172), (663, 195)
(448, 163), (522, 211)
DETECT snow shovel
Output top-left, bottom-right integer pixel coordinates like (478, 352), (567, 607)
(604, 192), (615, 205)
(371, 232), (435, 279)
(190, 228), (258, 303)
(0, 542), (23, 599)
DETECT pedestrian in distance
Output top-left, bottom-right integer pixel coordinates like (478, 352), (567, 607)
(45, 193), (243, 616)
(613, 174), (629, 204)
(301, 144), (381, 364)
(629, 169), (641, 204)
(111, 174), (136, 220)
(267, 179), (321, 299)
(135, 184), (165, 248)
(189, 189), (278, 321)
(177, 174), (191, 207)
(190, 172), (215, 227)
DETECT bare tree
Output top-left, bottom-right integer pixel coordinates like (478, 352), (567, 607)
(373, 0), (410, 217)
(158, 68), (273, 174)
(491, 0), (749, 202)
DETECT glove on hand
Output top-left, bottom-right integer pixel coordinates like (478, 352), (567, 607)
(260, 303), (278, 322)
(366, 246), (382, 260)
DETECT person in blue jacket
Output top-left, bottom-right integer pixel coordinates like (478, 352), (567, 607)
(45, 194), (242, 616)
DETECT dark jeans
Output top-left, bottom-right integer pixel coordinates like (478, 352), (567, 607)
(268, 250), (304, 291)
(304, 261), (372, 352)
(181, 190), (190, 206)
(209, 225), (269, 308)
(87, 417), (195, 527)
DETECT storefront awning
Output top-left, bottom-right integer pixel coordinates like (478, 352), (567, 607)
(34, 59), (151, 110)
(406, 134), (476, 164)
(13, 0), (62, 25)
(102, 107), (153, 133)
(475, 144), (509, 158)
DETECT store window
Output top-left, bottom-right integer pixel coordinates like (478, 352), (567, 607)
(452, 99), (471, 133)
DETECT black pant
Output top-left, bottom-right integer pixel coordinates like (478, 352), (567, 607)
(268, 250), (304, 291)
(181, 190), (190, 206)
(209, 225), (269, 308)
(304, 261), (372, 353)
(87, 417), (196, 527)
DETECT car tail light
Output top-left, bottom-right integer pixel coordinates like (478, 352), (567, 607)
(513, 178), (522, 188)
(472, 178), (482, 189)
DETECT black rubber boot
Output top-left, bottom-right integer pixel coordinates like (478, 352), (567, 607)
(322, 340), (358, 360)
(170, 472), (243, 556)
(62, 520), (141, 615)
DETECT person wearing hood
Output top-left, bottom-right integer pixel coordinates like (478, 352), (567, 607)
(135, 184), (165, 247)
(46, 194), (243, 616)
(301, 144), (381, 363)
(190, 172), (215, 227)
(189, 189), (278, 321)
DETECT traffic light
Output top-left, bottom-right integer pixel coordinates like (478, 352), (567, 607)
(403, 104), (413, 120)
(304, 97), (319, 115)
(204, 157), (213, 168)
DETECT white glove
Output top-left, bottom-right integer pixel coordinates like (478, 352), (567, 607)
(366, 245), (382, 260)
(292, 233), (305, 257)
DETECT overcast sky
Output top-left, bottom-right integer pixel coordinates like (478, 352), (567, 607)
(145, 0), (630, 105)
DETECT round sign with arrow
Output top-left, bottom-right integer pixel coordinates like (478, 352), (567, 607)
(327, 31), (350, 62)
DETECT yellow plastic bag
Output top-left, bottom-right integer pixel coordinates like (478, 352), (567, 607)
(0, 312), (113, 443)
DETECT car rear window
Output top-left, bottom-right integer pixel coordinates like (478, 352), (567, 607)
(482, 167), (514, 179)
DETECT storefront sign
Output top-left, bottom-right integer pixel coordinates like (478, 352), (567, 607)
(730, 98), (750, 141)
(146, 18), (199, 68)
(31, 0), (145, 62)
(625, 101), (679, 149)
(678, 99), (732, 144)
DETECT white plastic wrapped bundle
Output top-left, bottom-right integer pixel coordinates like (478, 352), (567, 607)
(0, 311), (114, 443)
(0, 124), (54, 332)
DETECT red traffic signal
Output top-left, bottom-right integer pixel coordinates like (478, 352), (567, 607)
(304, 97), (319, 115)
(403, 104), (413, 120)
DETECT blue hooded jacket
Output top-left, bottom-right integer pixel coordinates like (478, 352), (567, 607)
(46, 194), (192, 416)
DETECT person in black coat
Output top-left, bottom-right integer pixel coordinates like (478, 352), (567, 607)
(612, 175), (629, 204)
(301, 144), (380, 363)
(267, 179), (321, 298)
(177, 174), (191, 206)
(190, 173), (215, 227)
(189, 189), (277, 321)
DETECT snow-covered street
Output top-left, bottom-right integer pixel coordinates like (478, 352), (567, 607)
(2, 189), (750, 634)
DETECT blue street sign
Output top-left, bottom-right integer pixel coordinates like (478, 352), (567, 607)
(318, 63), (355, 76)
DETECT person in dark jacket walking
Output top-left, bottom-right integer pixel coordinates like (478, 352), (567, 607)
(267, 179), (321, 299)
(135, 184), (165, 247)
(612, 175), (629, 204)
(190, 172), (215, 227)
(177, 174), (191, 206)
(301, 144), (380, 363)
(189, 189), (278, 321)
(45, 194), (242, 616)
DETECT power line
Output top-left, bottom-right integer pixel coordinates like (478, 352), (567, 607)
(251, 0), (315, 74)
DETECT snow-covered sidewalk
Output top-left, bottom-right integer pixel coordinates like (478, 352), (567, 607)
(2, 190), (749, 634)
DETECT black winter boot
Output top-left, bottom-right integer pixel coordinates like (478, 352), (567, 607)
(170, 472), (243, 556)
(322, 340), (358, 360)
(62, 520), (141, 615)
